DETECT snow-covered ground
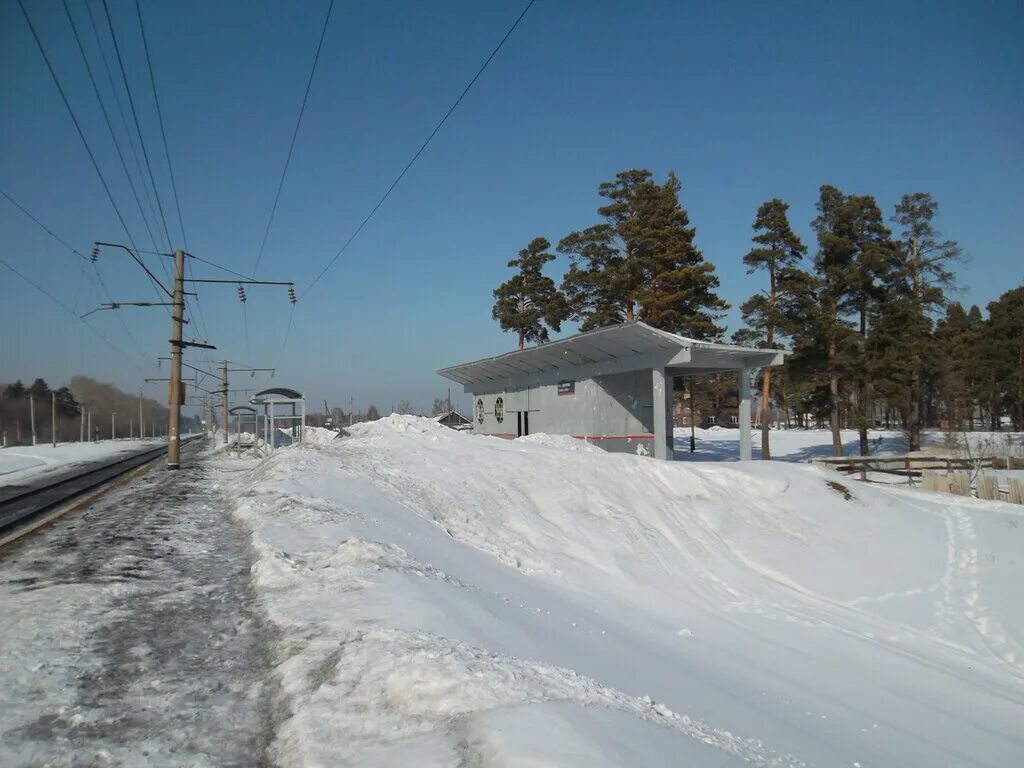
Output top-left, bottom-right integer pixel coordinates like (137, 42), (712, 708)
(674, 426), (1024, 462)
(0, 438), (167, 487)
(223, 417), (1024, 766)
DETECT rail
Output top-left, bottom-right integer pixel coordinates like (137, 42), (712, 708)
(0, 435), (203, 541)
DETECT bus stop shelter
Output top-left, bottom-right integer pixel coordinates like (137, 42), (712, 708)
(250, 387), (306, 451)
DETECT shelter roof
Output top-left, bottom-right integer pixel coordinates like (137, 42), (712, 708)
(437, 321), (786, 388)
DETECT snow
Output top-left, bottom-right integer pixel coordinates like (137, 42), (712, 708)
(0, 438), (167, 486)
(674, 426), (1024, 462)
(219, 415), (1024, 766)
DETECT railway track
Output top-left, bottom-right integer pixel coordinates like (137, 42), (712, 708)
(0, 435), (203, 545)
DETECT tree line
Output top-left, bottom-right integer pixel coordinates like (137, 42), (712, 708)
(492, 169), (1023, 457)
(0, 376), (199, 445)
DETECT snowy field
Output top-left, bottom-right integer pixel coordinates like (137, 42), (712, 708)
(674, 426), (1024, 462)
(0, 438), (167, 487)
(221, 417), (1024, 766)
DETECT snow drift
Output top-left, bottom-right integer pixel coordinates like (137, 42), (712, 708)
(223, 415), (1024, 766)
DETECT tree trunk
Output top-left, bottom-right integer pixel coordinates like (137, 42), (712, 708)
(517, 327), (525, 351)
(829, 338), (842, 457)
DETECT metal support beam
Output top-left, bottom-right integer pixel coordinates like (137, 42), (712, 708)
(652, 367), (671, 460)
(739, 367), (752, 461)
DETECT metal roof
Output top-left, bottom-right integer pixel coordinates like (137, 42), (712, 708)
(250, 387), (304, 404)
(437, 321), (785, 388)
(229, 406), (256, 414)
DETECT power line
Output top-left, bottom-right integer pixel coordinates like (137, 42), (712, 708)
(15, 0), (153, 358)
(135, 0), (188, 252)
(17, 0), (144, 261)
(300, 0), (536, 297)
(61, 0), (160, 254)
(85, 0), (163, 247)
(100, 0), (173, 253)
(0, 256), (144, 371)
(1, 189), (87, 261)
(252, 0), (335, 276)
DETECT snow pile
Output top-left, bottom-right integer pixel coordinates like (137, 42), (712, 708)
(516, 432), (603, 453)
(298, 425), (341, 446)
(224, 418), (1024, 766)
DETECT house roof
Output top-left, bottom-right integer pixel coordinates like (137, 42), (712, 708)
(437, 321), (786, 388)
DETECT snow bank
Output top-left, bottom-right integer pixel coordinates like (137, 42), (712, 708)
(223, 418), (1024, 766)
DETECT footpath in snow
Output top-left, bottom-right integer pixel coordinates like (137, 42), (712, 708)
(220, 417), (1024, 766)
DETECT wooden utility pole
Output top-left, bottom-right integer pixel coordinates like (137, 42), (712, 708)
(222, 360), (229, 445)
(139, 394), (144, 441)
(168, 249), (185, 469)
(51, 391), (57, 447)
(29, 394), (36, 446)
(87, 410), (92, 442)
(111, 412), (116, 440)
(80, 407), (85, 442)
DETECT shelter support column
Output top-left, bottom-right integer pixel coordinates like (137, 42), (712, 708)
(739, 367), (752, 461)
(652, 367), (673, 460)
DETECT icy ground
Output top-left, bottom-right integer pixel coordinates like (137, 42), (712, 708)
(0, 438), (167, 487)
(0, 445), (273, 767)
(224, 418), (1023, 767)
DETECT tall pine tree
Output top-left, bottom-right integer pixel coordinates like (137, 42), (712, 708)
(736, 198), (806, 459)
(559, 170), (727, 337)
(492, 237), (567, 350)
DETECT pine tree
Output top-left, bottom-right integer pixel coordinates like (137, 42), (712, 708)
(985, 286), (1024, 430)
(736, 199), (806, 458)
(366, 404), (380, 421)
(559, 170), (727, 337)
(492, 237), (567, 350)
(889, 193), (962, 449)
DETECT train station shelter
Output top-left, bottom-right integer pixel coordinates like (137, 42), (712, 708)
(250, 387), (306, 450)
(438, 321), (787, 460)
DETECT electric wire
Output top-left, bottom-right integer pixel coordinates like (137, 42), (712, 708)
(300, 0), (536, 298)
(252, 0), (335, 276)
(135, 0), (188, 253)
(16, 0), (154, 359)
(100, 0), (173, 254)
(0, 256), (144, 372)
(61, 0), (160, 255)
(85, 0), (162, 247)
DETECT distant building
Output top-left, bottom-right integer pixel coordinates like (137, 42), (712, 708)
(435, 410), (472, 431)
(438, 321), (786, 460)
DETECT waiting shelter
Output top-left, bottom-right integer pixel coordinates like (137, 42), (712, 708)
(229, 405), (257, 446)
(438, 321), (786, 460)
(250, 387), (306, 451)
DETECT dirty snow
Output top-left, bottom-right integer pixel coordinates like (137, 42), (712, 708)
(222, 415), (1024, 766)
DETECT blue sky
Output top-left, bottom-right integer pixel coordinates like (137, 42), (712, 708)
(2, 0), (1022, 416)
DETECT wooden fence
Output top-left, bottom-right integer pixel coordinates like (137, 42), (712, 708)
(809, 454), (1024, 504)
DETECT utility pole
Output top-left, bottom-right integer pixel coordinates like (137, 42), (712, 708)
(222, 360), (229, 445)
(80, 407), (85, 442)
(130, 418), (134, 440)
(168, 249), (185, 469)
(139, 393), (144, 442)
(51, 391), (57, 447)
(88, 410), (92, 442)
(111, 412), (116, 440)
(29, 394), (36, 446)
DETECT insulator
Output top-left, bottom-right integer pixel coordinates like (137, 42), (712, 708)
(90, 246), (100, 263)
(287, 286), (297, 304)
(237, 284), (247, 303)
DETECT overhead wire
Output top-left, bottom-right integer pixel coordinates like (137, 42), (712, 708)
(61, 0), (160, 255)
(252, 0), (335, 277)
(300, 0), (537, 298)
(16, 0), (155, 360)
(85, 0), (163, 245)
(0, 256), (144, 372)
(134, 0), (188, 253)
(100, 0), (173, 255)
